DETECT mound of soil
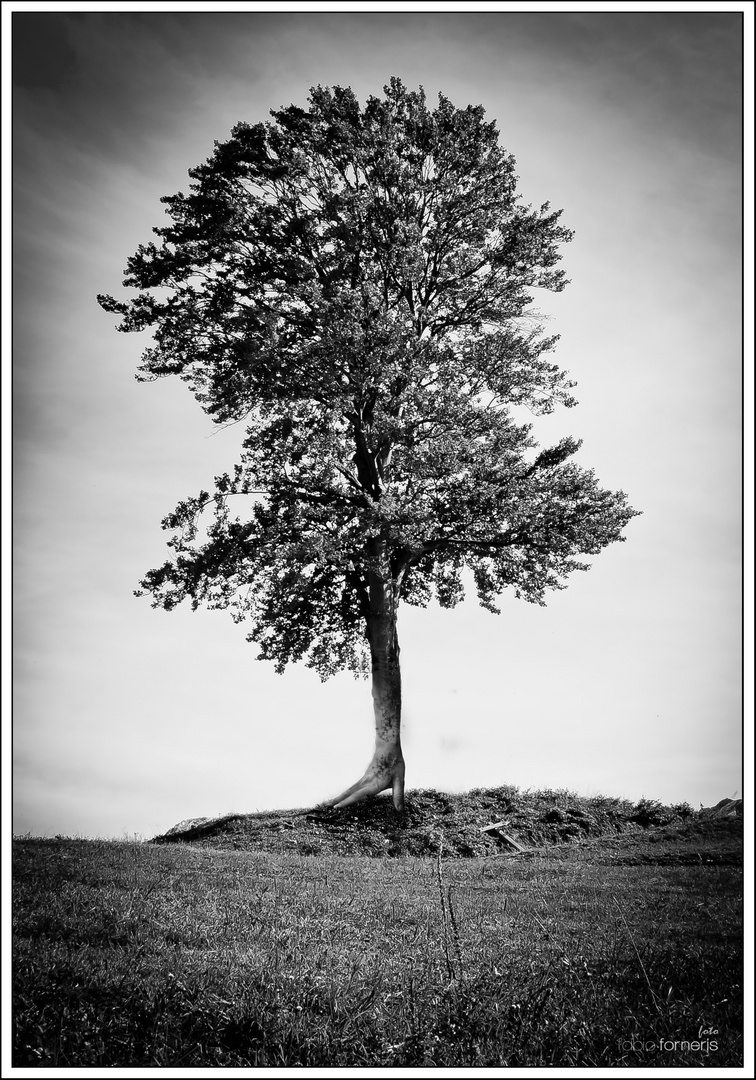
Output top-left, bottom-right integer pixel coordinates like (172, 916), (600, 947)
(152, 787), (743, 863)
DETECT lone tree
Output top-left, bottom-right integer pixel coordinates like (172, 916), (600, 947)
(99, 79), (638, 811)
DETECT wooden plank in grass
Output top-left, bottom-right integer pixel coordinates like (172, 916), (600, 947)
(480, 822), (529, 852)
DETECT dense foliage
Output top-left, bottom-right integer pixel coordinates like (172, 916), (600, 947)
(99, 78), (638, 679)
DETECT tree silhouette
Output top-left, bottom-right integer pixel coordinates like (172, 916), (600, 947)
(99, 79), (639, 810)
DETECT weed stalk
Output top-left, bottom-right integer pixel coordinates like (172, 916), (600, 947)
(435, 841), (463, 985)
(612, 896), (663, 1016)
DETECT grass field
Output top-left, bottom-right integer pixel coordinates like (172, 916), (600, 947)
(13, 791), (743, 1067)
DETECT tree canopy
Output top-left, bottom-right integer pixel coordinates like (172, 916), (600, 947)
(99, 78), (638, 683)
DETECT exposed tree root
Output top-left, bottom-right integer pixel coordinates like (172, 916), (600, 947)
(328, 749), (405, 811)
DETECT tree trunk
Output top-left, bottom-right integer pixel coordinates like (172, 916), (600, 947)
(328, 543), (406, 811)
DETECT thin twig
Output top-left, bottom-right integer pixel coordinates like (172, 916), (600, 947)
(612, 896), (663, 1016)
(435, 841), (456, 983)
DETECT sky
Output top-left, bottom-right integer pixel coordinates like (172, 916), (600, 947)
(7, 6), (748, 839)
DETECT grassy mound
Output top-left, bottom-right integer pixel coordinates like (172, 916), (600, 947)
(152, 786), (742, 861)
